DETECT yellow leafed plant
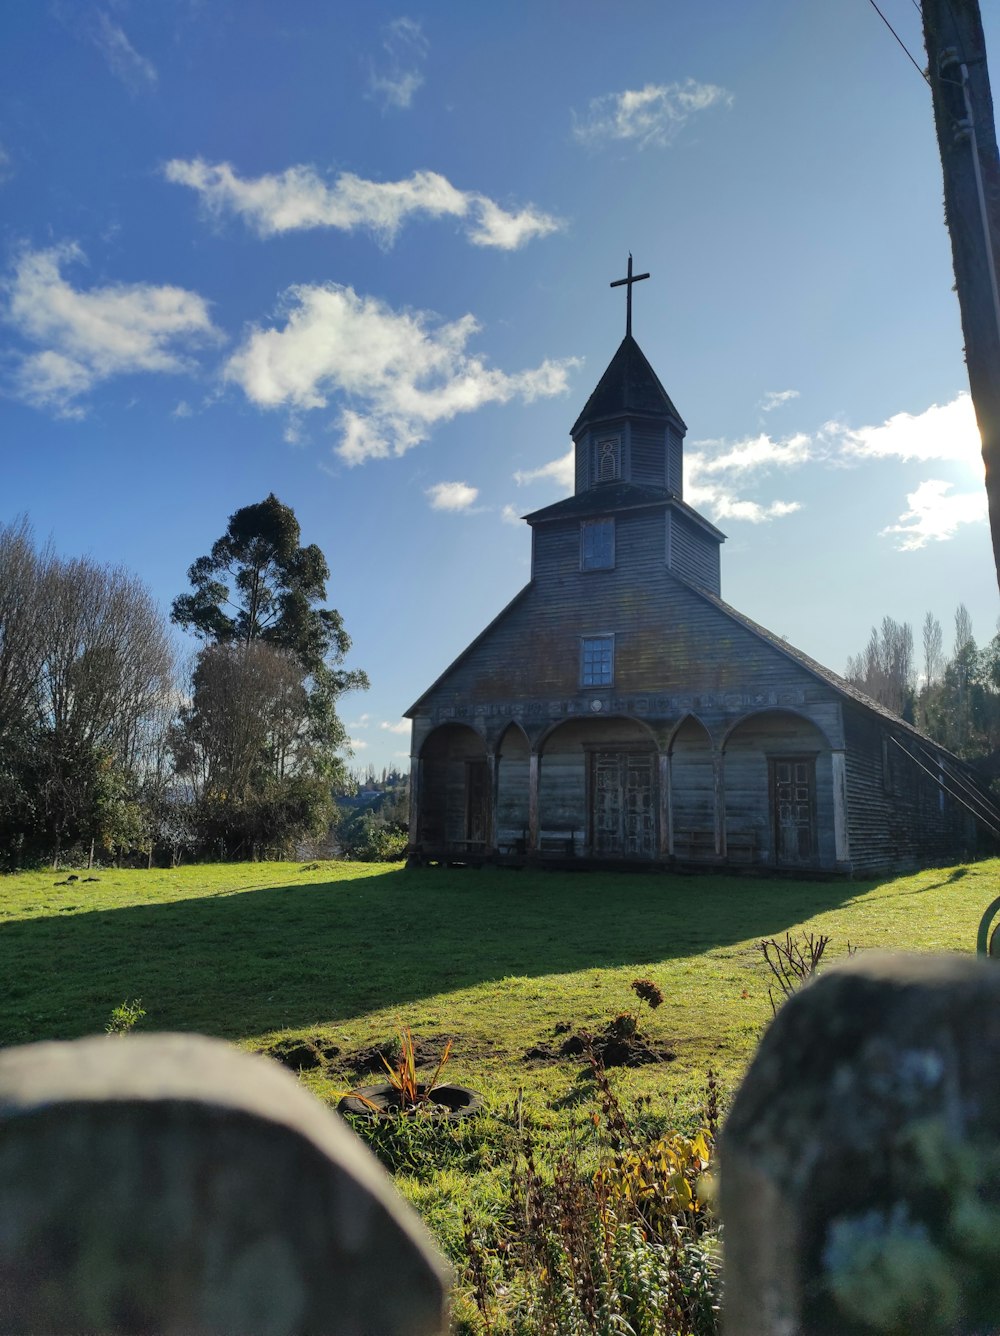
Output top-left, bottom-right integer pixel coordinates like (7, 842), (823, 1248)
(597, 1128), (713, 1236)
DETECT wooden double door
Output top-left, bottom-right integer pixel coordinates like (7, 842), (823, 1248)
(770, 756), (816, 864)
(591, 751), (657, 858)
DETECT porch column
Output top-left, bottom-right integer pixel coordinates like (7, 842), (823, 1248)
(714, 750), (726, 858)
(832, 749), (850, 863)
(407, 756), (421, 847)
(486, 752), (500, 852)
(658, 752), (672, 857)
(528, 752), (540, 852)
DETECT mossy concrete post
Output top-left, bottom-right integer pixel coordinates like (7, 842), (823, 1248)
(720, 952), (1000, 1335)
(0, 1033), (450, 1335)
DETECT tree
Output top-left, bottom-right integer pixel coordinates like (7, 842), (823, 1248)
(171, 493), (365, 689)
(0, 521), (175, 868)
(845, 616), (916, 720)
(922, 612), (944, 689)
(170, 496), (366, 858)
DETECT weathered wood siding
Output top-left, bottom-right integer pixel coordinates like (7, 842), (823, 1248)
(630, 423), (667, 487)
(671, 511), (720, 595)
(666, 425), (684, 496)
(496, 725), (530, 845)
(842, 706), (977, 875)
(419, 725), (484, 844)
(671, 720), (715, 838)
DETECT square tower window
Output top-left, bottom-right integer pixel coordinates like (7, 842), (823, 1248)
(581, 635), (614, 687)
(596, 436), (620, 483)
(581, 519), (614, 570)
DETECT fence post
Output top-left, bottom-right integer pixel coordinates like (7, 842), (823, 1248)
(0, 1033), (449, 1335)
(720, 952), (1000, 1334)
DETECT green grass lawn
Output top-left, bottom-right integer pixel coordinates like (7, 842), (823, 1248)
(3, 856), (998, 1330)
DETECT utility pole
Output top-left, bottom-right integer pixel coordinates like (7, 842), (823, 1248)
(921, 0), (1000, 593)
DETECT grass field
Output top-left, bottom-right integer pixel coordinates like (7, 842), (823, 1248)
(3, 856), (998, 1330)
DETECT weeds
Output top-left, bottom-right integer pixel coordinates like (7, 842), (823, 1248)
(105, 998), (145, 1036)
(455, 1057), (722, 1335)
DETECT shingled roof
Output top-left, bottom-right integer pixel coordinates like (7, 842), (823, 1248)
(571, 334), (686, 438)
(522, 482), (725, 539)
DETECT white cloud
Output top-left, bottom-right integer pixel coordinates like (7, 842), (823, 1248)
(369, 16), (428, 110)
(833, 392), (980, 464)
(501, 504), (522, 525)
(224, 282), (579, 462)
(426, 480), (479, 511)
(4, 244), (220, 414)
(0, 140), (12, 185)
(761, 389), (799, 412)
(574, 79), (732, 149)
(348, 713), (371, 729)
(349, 737), (369, 751)
(514, 447), (575, 489)
(90, 11), (157, 93)
(164, 158), (562, 250)
(881, 479), (988, 551)
(380, 719), (410, 734)
(172, 399), (193, 418)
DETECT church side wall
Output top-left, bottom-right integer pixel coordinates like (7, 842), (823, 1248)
(630, 424), (667, 488)
(842, 706), (977, 875)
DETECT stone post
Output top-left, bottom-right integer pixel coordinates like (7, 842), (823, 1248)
(0, 1033), (449, 1335)
(720, 952), (1000, 1335)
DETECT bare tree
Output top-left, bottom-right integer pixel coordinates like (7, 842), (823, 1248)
(922, 611), (944, 688)
(845, 616), (915, 718)
(0, 517), (53, 743)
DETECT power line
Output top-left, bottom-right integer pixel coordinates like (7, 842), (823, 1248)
(867, 0), (932, 84)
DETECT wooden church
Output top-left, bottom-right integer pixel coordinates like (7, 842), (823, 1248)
(406, 263), (986, 876)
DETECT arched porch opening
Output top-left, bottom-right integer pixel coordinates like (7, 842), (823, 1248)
(540, 716), (658, 857)
(723, 710), (831, 867)
(669, 715), (716, 857)
(417, 723), (488, 851)
(495, 723), (530, 851)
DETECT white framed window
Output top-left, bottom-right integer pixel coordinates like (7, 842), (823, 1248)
(596, 436), (620, 483)
(581, 634), (614, 687)
(581, 519), (614, 570)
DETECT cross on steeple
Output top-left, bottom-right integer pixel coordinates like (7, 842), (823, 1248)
(610, 254), (650, 338)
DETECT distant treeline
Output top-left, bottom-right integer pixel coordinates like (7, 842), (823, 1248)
(845, 604), (1000, 771)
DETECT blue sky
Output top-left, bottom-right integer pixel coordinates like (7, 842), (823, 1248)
(2, 1), (997, 773)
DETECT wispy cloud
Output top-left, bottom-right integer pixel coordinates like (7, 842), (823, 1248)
(501, 503), (522, 525)
(164, 159), (563, 250)
(224, 282), (579, 463)
(513, 447), (575, 489)
(380, 719), (410, 734)
(574, 79), (732, 149)
(881, 480), (988, 550)
(760, 389), (799, 412)
(349, 737), (369, 751)
(348, 713), (372, 729)
(90, 10), (157, 93)
(426, 480), (479, 511)
(0, 140), (12, 186)
(369, 16), (428, 110)
(3, 243), (219, 415)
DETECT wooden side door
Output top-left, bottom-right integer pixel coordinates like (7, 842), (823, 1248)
(465, 759), (489, 845)
(624, 754), (656, 857)
(592, 752), (623, 855)
(770, 757), (816, 864)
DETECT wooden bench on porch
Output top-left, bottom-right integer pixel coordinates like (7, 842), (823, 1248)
(673, 829), (716, 859)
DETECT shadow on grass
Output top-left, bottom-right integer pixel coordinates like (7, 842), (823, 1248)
(0, 865), (860, 1046)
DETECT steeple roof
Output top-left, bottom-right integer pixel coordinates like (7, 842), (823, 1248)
(571, 334), (686, 438)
